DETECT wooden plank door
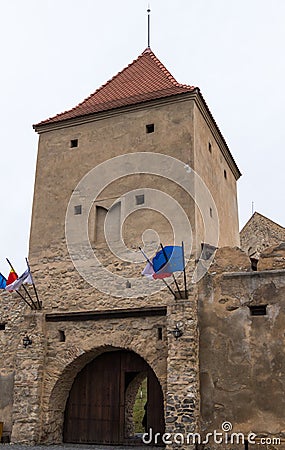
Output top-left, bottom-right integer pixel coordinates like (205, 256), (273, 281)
(64, 351), (122, 444)
(147, 368), (165, 439)
(63, 350), (165, 444)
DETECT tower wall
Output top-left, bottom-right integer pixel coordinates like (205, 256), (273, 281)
(193, 102), (240, 250)
(29, 98), (196, 257)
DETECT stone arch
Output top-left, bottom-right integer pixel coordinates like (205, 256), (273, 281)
(41, 338), (166, 444)
(40, 346), (104, 443)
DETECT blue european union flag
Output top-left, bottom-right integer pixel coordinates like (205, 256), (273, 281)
(152, 246), (185, 274)
(0, 273), (7, 289)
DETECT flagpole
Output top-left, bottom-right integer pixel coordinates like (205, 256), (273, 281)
(160, 243), (183, 299)
(138, 247), (177, 298)
(16, 288), (35, 309)
(25, 258), (41, 310)
(181, 241), (188, 299)
(1, 271), (34, 309)
(6, 258), (38, 310)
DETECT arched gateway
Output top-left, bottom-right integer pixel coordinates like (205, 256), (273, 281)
(63, 349), (165, 445)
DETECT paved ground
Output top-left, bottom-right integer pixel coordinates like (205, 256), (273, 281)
(0, 446), (163, 450)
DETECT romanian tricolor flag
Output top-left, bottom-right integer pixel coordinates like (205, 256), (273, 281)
(6, 269), (18, 289)
(5, 269), (32, 291)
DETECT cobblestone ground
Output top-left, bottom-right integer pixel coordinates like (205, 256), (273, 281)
(0, 446), (163, 450)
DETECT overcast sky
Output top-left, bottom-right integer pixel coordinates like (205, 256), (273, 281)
(1, 0), (285, 275)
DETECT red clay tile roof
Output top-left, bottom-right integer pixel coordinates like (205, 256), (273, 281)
(35, 47), (196, 127)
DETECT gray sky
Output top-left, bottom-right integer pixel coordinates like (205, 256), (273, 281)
(1, 0), (285, 275)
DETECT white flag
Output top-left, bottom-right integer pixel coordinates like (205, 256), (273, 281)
(5, 269), (33, 291)
(142, 261), (155, 279)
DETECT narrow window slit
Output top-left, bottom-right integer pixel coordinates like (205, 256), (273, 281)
(59, 330), (66, 342)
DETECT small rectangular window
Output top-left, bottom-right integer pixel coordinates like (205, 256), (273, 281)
(209, 207), (213, 218)
(136, 194), (145, 205)
(208, 142), (212, 153)
(70, 139), (78, 148)
(0, 323), (6, 330)
(146, 124), (154, 133)
(249, 305), (267, 316)
(74, 205), (82, 215)
(59, 330), (66, 342)
(224, 169), (227, 179)
(250, 258), (258, 271)
(157, 327), (163, 340)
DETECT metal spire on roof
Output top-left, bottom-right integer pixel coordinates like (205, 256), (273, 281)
(147, 6), (151, 48)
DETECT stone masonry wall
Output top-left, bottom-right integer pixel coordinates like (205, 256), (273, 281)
(0, 244), (202, 446)
(0, 294), (25, 438)
(0, 294), (47, 443)
(165, 290), (200, 450)
(3, 244), (285, 449)
(240, 212), (285, 259)
(198, 246), (285, 450)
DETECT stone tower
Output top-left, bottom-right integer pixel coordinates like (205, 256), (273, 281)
(0, 47), (244, 447)
(30, 48), (240, 259)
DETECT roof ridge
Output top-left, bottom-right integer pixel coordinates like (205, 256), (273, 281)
(145, 48), (193, 90)
(253, 211), (285, 229)
(76, 47), (193, 107)
(34, 47), (196, 127)
(240, 211), (285, 233)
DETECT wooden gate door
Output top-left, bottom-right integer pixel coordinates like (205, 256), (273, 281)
(147, 368), (165, 437)
(63, 350), (164, 444)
